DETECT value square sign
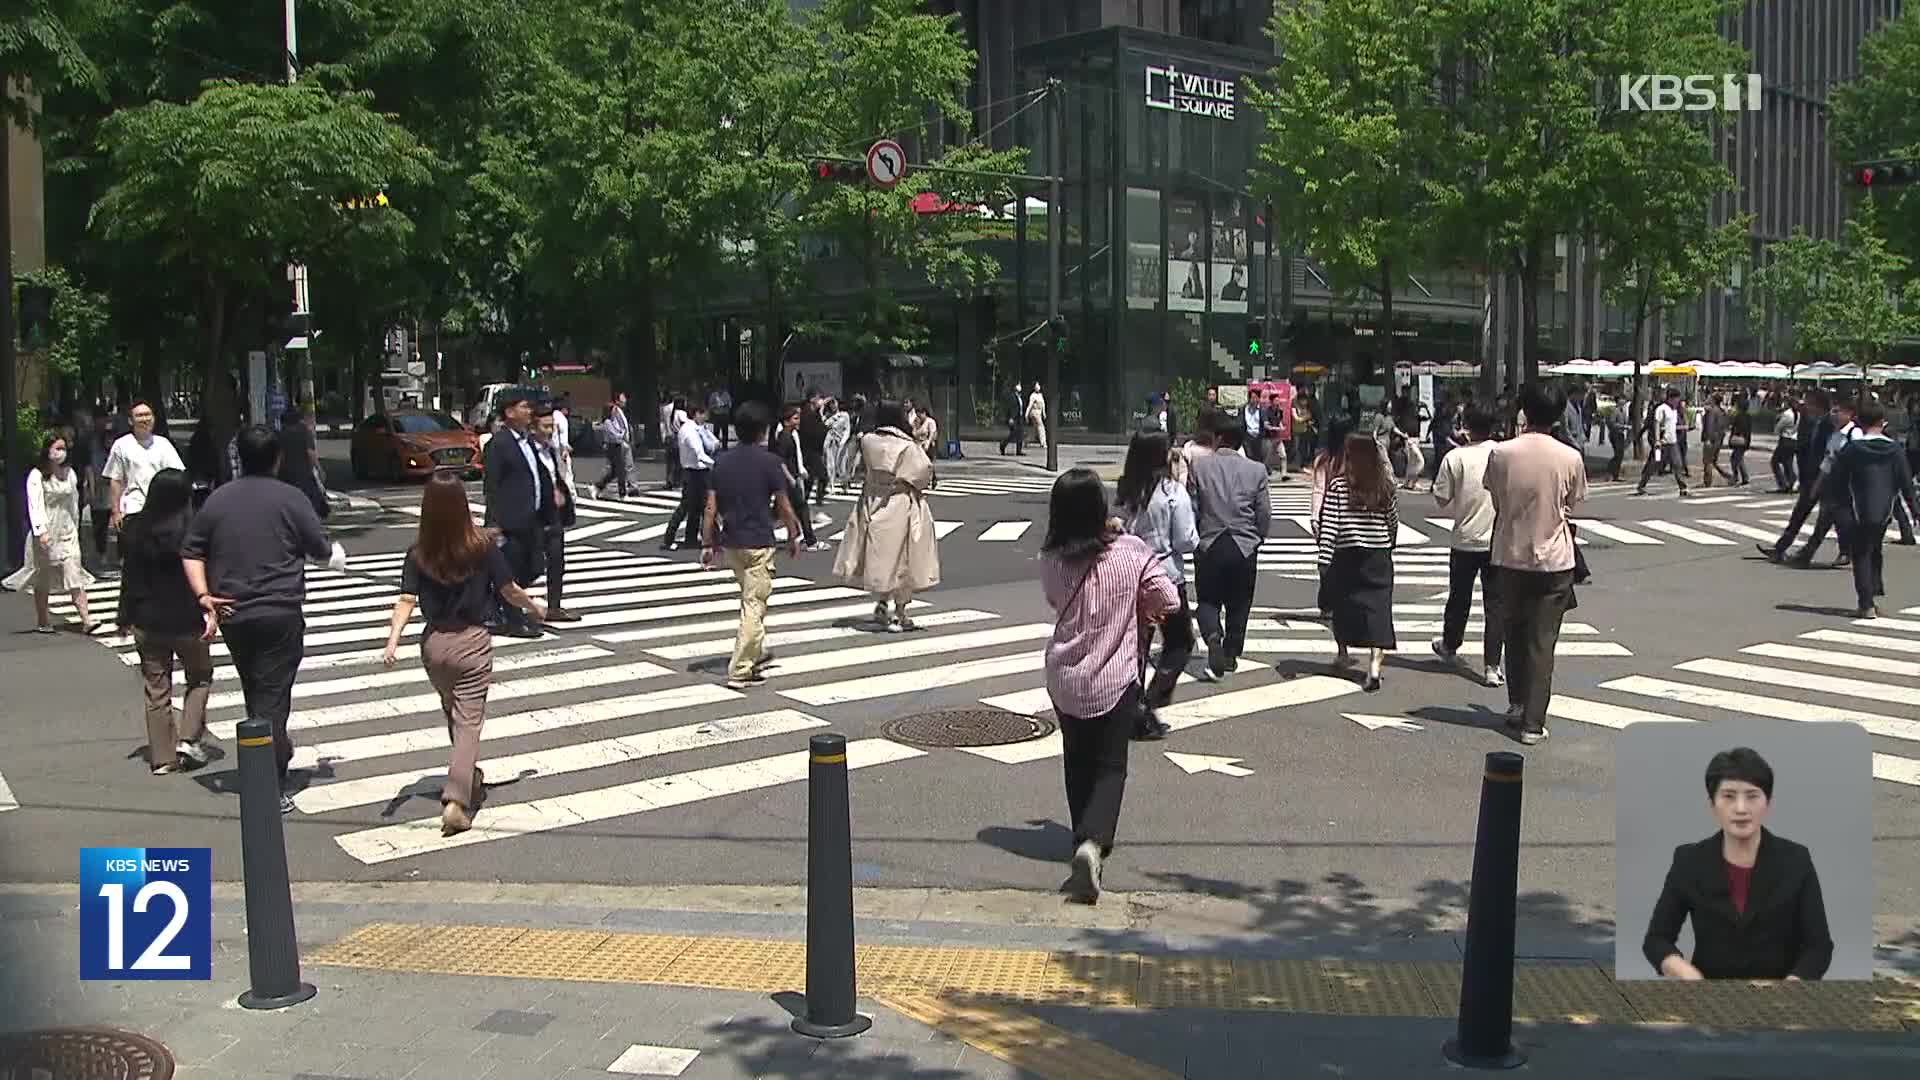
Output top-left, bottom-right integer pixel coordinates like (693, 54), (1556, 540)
(80, 847), (212, 980)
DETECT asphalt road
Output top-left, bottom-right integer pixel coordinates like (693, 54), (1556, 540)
(2, 448), (1915, 960)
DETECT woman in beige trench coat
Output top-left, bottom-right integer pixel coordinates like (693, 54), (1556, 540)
(834, 400), (941, 631)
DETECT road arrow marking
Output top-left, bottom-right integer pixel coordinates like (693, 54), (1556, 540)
(0, 768), (17, 812)
(1344, 713), (1424, 733)
(1163, 752), (1254, 777)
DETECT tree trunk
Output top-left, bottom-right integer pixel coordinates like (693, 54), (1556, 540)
(202, 279), (231, 433)
(1378, 256), (1396, 393)
(1516, 235), (1544, 389)
(629, 268), (658, 444)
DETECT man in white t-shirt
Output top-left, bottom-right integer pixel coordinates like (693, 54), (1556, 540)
(1431, 406), (1503, 687)
(103, 400), (186, 528)
(1634, 387), (1691, 497)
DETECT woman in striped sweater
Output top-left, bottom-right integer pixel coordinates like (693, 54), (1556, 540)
(1317, 433), (1398, 692)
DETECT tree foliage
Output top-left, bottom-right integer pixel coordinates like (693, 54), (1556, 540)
(17, 264), (118, 385)
(1751, 211), (1920, 367)
(0, 0), (101, 125)
(1829, 4), (1920, 270)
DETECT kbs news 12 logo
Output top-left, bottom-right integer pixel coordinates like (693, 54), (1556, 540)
(1618, 74), (1764, 112)
(79, 847), (212, 980)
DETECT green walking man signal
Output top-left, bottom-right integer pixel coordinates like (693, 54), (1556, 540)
(18, 285), (54, 350)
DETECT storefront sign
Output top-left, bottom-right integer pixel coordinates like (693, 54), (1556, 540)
(1146, 65), (1237, 120)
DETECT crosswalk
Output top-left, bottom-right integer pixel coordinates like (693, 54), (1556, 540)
(57, 542), (1415, 866)
(1545, 607), (1920, 789)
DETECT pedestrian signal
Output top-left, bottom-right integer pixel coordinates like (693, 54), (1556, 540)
(1848, 162), (1918, 188)
(811, 160), (865, 185)
(18, 284), (54, 350)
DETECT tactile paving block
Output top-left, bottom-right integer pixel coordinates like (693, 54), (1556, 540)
(655, 936), (806, 991)
(856, 945), (961, 991)
(1229, 959), (1334, 1012)
(1619, 978), (1901, 1032)
(381, 924), (533, 974)
(485, 929), (613, 980)
(1509, 963), (1636, 1025)
(933, 948), (1068, 1004)
(1135, 955), (1235, 1010)
(306, 922), (440, 967)
(569, 933), (697, 983)
(1409, 962), (1465, 1016)
(1319, 959), (1446, 1017)
(876, 993), (1181, 1080)
(1872, 976), (1920, 1030)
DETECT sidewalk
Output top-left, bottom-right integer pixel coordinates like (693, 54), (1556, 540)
(6, 884), (1915, 1079)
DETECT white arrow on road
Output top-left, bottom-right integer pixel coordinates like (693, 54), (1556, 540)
(1163, 752), (1254, 777)
(0, 768), (17, 812)
(1344, 713), (1425, 733)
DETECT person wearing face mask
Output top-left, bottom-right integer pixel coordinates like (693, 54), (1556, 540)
(8, 435), (95, 633)
(102, 401), (186, 534)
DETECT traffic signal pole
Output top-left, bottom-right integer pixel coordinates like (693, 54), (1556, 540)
(1046, 83), (1062, 474)
(0, 94), (20, 571)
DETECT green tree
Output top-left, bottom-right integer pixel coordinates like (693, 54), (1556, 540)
(90, 80), (434, 423)
(1751, 212), (1920, 373)
(1829, 5), (1920, 268)
(1252, 0), (1451, 389)
(17, 264), (120, 388)
(0, 0), (100, 120)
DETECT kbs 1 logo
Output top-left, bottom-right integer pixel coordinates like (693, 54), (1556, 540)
(1619, 74), (1763, 112)
(80, 847), (212, 980)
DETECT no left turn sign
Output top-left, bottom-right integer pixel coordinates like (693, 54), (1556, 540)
(866, 139), (907, 188)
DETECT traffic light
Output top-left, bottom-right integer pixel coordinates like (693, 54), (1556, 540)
(18, 285), (53, 350)
(337, 191), (390, 210)
(1848, 161), (1918, 188)
(811, 160), (865, 185)
(1048, 314), (1069, 352)
(1246, 320), (1263, 357)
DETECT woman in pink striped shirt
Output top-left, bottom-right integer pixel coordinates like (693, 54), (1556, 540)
(1042, 468), (1179, 904)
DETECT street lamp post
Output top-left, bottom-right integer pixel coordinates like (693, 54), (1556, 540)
(1045, 83), (1061, 474)
(0, 96), (19, 570)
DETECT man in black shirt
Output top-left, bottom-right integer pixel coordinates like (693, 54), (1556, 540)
(276, 409), (329, 520)
(798, 392), (830, 505)
(183, 426), (340, 813)
(702, 402), (803, 689)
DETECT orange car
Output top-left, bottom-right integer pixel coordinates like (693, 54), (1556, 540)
(350, 410), (484, 481)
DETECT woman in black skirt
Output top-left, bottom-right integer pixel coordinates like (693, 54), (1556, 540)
(1309, 418), (1355, 619)
(1316, 433), (1398, 691)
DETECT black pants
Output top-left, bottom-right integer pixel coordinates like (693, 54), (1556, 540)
(496, 526), (542, 629)
(1138, 584), (1195, 706)
(1894, 491), (1916, 543)
(543, 523), (567, 610)
(1195, 540), (1257, 662)
(1442, 549), (1503, 668)
(1798, 500), (1850, 563)
(1729, 444), (1750, 485)
(1770, 486), (1821, 558)
(1638, 444), (1688, 492)
(713, 412), (730, 449)
(1771, 442), (1798, 491)
(1493, 568), (1575, 734)
(1851, 519), (1889, 611)
(1059, 683), (1142, 856)
(223, 612), (305, 783)
(664, 468), (710, 548)
(787, 479), (817, 545)
(1000, 418), (1025, 455)
(1606, 428), (1626, 481)
(805, 455), (829, 503)
(596, 443), (630, 497)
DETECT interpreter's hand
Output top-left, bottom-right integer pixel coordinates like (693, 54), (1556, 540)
(200, 594), (237, 620)
(200, 609), (219, 643)
(382, 642), (399, 667)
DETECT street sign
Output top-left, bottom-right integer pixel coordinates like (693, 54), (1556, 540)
(865, 139), (906, 188)
(405, 360), (427, 377)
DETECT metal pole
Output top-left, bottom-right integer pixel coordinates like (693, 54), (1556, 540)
(1442, 751), (1527, 1069)
(235, 717), (317, 1010)
(792, 733), (872, 1039)
(1046, 81), (1061, 474)
(0, 87), (21, 572)
(285, 0), (314, 415)
(1262, 202), (1275, 378)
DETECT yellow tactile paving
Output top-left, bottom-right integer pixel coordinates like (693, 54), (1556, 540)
(306, 921), (1920, 1033)
(878, 993), (1180, 1080)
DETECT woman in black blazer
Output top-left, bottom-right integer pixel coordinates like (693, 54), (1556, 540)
(1642, 747), (1833, 980)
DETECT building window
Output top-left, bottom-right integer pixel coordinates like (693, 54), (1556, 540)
(1180, 0), (1251, 46)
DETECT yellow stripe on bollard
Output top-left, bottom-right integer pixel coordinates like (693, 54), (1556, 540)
(811, 753), (847, 764)
(238, 736), (274, 748)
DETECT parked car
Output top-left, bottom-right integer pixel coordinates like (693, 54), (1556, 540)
(350, 410), (484, 481)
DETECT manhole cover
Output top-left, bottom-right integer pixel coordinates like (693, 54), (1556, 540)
(883, 708), (1056, 748)
(0, 1028), (175, 1080)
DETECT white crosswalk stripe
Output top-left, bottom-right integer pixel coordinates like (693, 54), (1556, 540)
(74, 539), (1444, 865)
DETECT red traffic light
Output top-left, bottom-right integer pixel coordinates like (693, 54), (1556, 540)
(1850, 162), (1917, 187)
(815, 161), (833, 180)
(811, 160), (865, 184)
(1858, 167), (1877, 186)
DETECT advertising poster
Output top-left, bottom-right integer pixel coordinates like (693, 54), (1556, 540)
(1167, 196), (1208, 312)
(783, 362), (843, 403)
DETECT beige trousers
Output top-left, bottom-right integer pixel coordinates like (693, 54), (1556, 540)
(726, 547), (776, 680)
(422, 625), (493, 808)
(135, 629), (212, 768)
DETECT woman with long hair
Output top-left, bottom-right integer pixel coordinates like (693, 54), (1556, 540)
(381, 471), (547, 836)
(834, 400), (940, 630)
(1317, 433), (1399, 691)
(1041, 468), (1178, 904)
(1115, 431), (1193, 735)
(835, 393), (870, 492)
(116, 468), (215, 774)
(14, 434), (94, 632)
(1309, 417), (1355, 619)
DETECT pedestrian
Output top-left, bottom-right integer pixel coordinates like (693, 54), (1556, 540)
(381, 471), (547, 836)
(1770, 398), (1800, 492)
(479, 393), (552, 637)
(115, 468), (213, 774)
(1115, 429), (1192, 734)
(1905, 395), (1920, 487)
(84, 410), (116, 568)
(999, 381), (1027, 456)
(276, 408), (329, 519)
(772, 405), (831, 553)
(834, 401), (941, 632)
(552, 393), (577, 491)
(1027, 382), (1048, 449)
(1675, 396), (1695, 479)
(909, 399), (939, 458)
(1188, 418), (1271, 680)
(1240, 391), (1268, 469)
(1604, 399), (1628, 482)
(824, 398), (854, 489)
(1318, 433), (1398, 692)
(12, 434), (95, 633)
(1826, 402), (1919, 619)
(1759, 391), (1837, 565)
(103, 400), (187, 538)
(593, 390), (633, 500)
(1486, 384), (1588, 746)
(1040, 467), (1178, 904)
(1196, 386), (1222, 434)
(1265, 390), (1292, 480)
(532, 404), (581, 622)
(1431, 407), (1504, 687)
(1727, 396), (1753, 486)
(1395, 395), (1428, 492)
(1635, 387), (1692, 497)
(800, 392), (831, 507)
(1291, 390), (1317, 470)
(1701, 394), (1731, 487)
(182, 426), (344, 813)
(699, 402), (804, 689)
(662, 403), (717, 551)
(709, 386), (734, 450)
(1310, 418), (1355, 620)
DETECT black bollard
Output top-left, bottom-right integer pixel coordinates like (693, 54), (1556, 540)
(235, 718), (316, 1010)
(791, 733), (872, 1039)
(1443, 751), (1526, 1069)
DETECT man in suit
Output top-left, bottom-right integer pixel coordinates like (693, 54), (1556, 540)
(482, 393), (551, 638)
(532, 404), (581, 622)
(998, 381), (1026, 456)
(1760, 390), (1835, 564)
(799, 390), (830, 507)
(772, 405), (830, 551)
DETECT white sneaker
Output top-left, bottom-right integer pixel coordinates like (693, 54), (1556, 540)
(175, 739), (210, 767)
(803, 541), (832, 553)
(1064, 840), (1103, 904)
(1484, 664), (1506, 688)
